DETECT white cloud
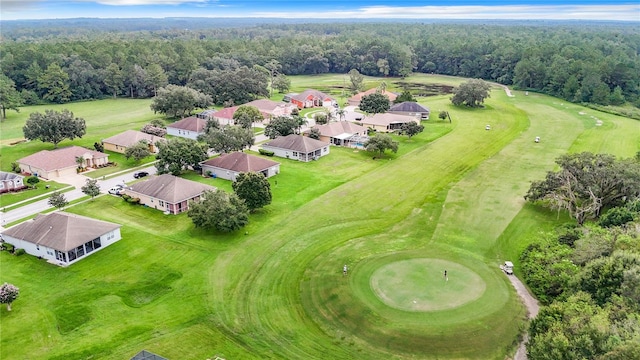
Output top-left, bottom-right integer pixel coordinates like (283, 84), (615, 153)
(251, 5), (640, 21)
(92, 0), (209, 5)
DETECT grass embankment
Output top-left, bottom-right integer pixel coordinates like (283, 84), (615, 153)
(1, 75), (639, 360)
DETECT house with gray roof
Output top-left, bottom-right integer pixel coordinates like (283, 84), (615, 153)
(102, 130), (166, 154)
(200, 152), (280, 181)
(123, 174), (215, 214)
(166, 116), (210, 140)
(0, 212), (122, 266)
(359, 113), (421, 133)
(17, 146), (109, 179)
(261, 134), (330, 162)
(0, 171), (26, 194)
(307, 121), (368, 147)
(389, 101), (430, 120)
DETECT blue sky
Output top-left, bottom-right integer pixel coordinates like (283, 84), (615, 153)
(1, 1), (638, 21)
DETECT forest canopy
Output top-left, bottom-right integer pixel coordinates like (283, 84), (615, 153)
(1, 20), (639, 108)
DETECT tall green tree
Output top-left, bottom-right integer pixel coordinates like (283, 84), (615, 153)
(198, 126), (254, 154)
(359, 93), (391, 114)
(451, 79), (491, 107)
(81, 178), (101, 199)
(394, 90), (416, 104)
(365, 134), (399, 159)
(264, 59), (281, 97)
(233, 105), (263, 129)
(348, 68), (364, 94)
(264, 116), (299, 139)
(37, 63), (71, 103)
(146, 63), (168, 97)
(103, 63), (124, 99)
(124, 140), (152, 162)
(272, 74), (291, 94)
(232, 172), (272, 212)
(401, 122), (424, 139)
(187, 189), (249, 232)
(525, 152), (640, 224)
(150, 85), (213, 118)
(48, 191), (68, 209)
(155, 137), (207, 175)
(23, 109), (86, 148)
(0, 74), (23, 119)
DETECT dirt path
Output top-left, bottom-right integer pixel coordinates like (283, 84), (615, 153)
(506, 274), (539, 360)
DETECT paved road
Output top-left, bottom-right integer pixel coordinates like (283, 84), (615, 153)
(0, 165), (157, 229)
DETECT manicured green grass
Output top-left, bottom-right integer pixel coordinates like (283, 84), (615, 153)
(0, 98), (157, 172)
(2, 76), (639, 360)
(0, 181), (71, 209)
(84, 152), (156, 179)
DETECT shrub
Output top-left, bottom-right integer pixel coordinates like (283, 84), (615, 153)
(10, 162), (21, 173)
(141, 124), (167, 137)
(259, 149), (275, 156)
(2, 243), (15, 253)
(93, 142), (104, 152)
(14, 248), (25, 256)
(599, 207), (635, 228)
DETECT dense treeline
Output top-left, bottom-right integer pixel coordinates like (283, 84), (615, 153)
(522, 153), (640, 359)
(1, 21), (639, 109)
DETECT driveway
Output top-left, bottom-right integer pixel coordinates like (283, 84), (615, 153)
(0, 165), (157, 230)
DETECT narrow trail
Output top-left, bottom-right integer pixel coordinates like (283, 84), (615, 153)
(506, 274), (539, 360)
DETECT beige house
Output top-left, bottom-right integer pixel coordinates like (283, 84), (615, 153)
(17, 146), (109, 179)
(200, 152), (280, 181)
(348, 88), (397, 106)
(285, 89), (336, 109)
(102, 130), (166, 154)
(123, 174), (215, 214)
(359, 113), (420, 133)
(261, 134), (330, 162)
(0, 212), (122, 266)
(307, 121), (368, 147)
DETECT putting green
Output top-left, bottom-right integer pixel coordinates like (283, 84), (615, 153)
(370, 258), (486, 311)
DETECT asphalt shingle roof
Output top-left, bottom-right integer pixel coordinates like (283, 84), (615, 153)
(1, 212), (121, 252)
(126, 174), (215, 204)
(201, 152), (279, 173)
(262, 134), (329, 153)
(18, 146), (108, 171)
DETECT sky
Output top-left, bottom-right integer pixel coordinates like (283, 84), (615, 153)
(1, 0), (638, 21)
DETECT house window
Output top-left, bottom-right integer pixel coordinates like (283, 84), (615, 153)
(85, 239), (95, 253)
(323, 147), (327, 153)
(55, 250), (67, 262)
(293, 151), (298, 157)
(159, 200), (164, 207)
(93, 238), (102, 249)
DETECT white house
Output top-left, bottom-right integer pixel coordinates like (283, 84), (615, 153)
(0, 212), (122, 266)
(166, 116), (210, 140)
(261, 134), (330, 162)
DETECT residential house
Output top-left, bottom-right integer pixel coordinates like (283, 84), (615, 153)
(242, 99), (297, 121)
(284, 89), (336, 109)
(166, 116), (210, 140)
(0, 171), (26, 194)
(102, 130), (166, 154)
(200, 151), (280, 181)
(261, 134), (330, 162)
(359, 113), (420, 132)
(17, 146), (109, 179)
(123, 174), (215, 214)
(0, 212), (122, 266)
(307, 121), (368, 147)
(211, 106), (239, 126)
(348, 88), (398, 106)
(388, 101), (430, 120)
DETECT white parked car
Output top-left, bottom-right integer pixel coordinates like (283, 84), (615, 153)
(108, 187), (123, 195)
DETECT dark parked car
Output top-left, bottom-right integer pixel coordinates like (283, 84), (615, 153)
(133, 171), (149, 179)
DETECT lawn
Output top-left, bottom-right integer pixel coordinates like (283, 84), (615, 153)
(1, 75), (639, 360)
(0, 98), (157, 172)
(0, 180), (71, 209)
